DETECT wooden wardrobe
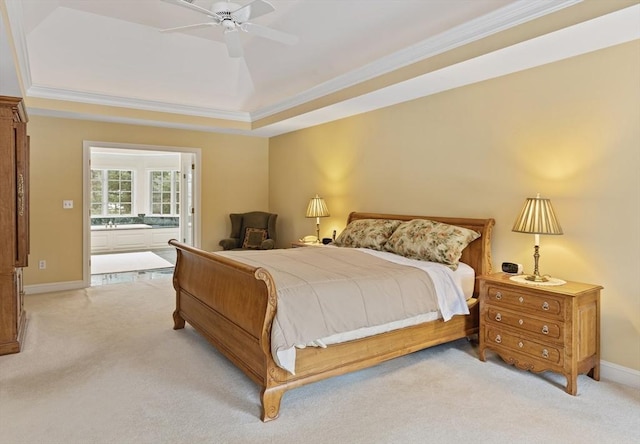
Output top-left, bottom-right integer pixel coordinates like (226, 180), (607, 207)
(0, 96), (29, 355)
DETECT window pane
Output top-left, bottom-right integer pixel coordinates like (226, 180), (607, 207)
(148, 170), (179, 215)
(89, 169), (134, 216)
(90, 170), (104, 217)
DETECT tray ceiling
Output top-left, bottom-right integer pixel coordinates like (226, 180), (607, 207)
(2, 0), (639, 136)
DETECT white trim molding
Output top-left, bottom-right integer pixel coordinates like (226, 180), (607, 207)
(601, 360), (640, 389)
(25, 280), (86, 295)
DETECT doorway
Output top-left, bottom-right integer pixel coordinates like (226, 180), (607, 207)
(82, 141), (201, 287)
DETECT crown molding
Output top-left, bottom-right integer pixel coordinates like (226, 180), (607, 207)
(250, 0), (581, 120)
(8, 0), (580, 124)
(27, 85), (251, 122)
(27, 106), (259, 136)
(11, 0), (637, 139)
(249, 2), (640, 137)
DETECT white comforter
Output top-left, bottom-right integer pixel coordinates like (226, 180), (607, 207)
(216, 247), (471, 374)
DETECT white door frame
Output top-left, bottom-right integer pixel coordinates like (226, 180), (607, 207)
(179, 153), (195, 245)
(82, 141), (201, 287)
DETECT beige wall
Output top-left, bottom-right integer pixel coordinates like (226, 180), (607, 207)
(269, 41), (640, 371)
(21, 40), (639, 372)
(23, 117), (269, 285)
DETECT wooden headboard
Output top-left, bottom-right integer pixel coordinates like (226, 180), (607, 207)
(347, 212), (495, 292)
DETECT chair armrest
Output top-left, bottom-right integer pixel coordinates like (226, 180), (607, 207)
(260, 239), (275, 250)
(219, 238), (240, 250)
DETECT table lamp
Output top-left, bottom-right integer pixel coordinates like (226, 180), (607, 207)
(512, 193), (563, 282)
(305, 194), (330, 243)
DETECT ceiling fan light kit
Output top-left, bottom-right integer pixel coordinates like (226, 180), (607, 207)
(160, 0), (298, 58)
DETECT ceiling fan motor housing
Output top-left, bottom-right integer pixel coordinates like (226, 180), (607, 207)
(212, 2), (249, 23)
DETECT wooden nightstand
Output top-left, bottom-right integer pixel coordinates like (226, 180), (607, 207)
(478, 273), (602, 395)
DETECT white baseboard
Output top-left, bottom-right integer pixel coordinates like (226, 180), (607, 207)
(25, 280), (86, 294)
(601, 360), (640, 389)
(21, 280), (640, 390)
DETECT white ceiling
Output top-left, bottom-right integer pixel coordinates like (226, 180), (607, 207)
(2, 0), (639, 137)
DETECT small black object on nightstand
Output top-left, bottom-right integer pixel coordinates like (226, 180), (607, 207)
(501, 262), (522, 274)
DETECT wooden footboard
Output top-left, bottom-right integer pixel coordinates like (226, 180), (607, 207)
(169, 241), (276, 389)
(169, 213), (494, 421)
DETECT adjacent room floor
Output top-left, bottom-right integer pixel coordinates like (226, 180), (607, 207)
(90, 248), (176, 286)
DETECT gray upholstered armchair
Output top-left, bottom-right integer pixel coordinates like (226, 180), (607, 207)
(219, 211), (278, 250)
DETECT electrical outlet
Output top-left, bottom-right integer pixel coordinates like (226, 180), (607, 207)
(39, 260), (46, 270)
(63, 200), (73, 209)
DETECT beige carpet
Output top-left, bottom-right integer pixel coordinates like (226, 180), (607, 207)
(1, 278), (638, 444)
(91, 251), (173, 274)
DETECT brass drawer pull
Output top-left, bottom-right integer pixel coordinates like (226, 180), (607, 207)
(542, 349), (549, 358)
(495, 335), (502, 344)
(495, 313), (502, 321)
(542, 325), (549, 335)
(542, 302), (550, 311)
(495, 291), (502, 300)
(518, 319), (524, 325)
(519, 296), (524, 303)
(518, 341), (524, 348)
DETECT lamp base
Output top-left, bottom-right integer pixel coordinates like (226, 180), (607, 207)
(527, 244), (548, 282)
(510, 275), (566, 286)
(524, 274), (548, 282)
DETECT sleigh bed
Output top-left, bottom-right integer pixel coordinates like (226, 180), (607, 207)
(169, 212), (494, 421)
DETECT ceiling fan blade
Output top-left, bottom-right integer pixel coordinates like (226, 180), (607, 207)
(160, 0), (218, 19)
(242, 23), (298, 45)
(160, 22), (216, 33)
(224, 29), (244, 58)
(231, 0), (275, 22)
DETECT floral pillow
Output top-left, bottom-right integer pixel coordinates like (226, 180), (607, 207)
(384, 219), (480, 270)
(333, 219), (402, 250)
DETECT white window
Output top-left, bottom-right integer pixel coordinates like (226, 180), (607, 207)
(149, 170), (180, 216)
(91, 169), (134, 216)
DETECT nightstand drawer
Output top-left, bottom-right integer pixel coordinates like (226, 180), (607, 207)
(486, 307), (562, 340)
(486, 327), (563, 365)
(486, 285), (564, 319)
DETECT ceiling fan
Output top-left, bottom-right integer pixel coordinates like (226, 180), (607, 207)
(160, 0), (298, 58)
